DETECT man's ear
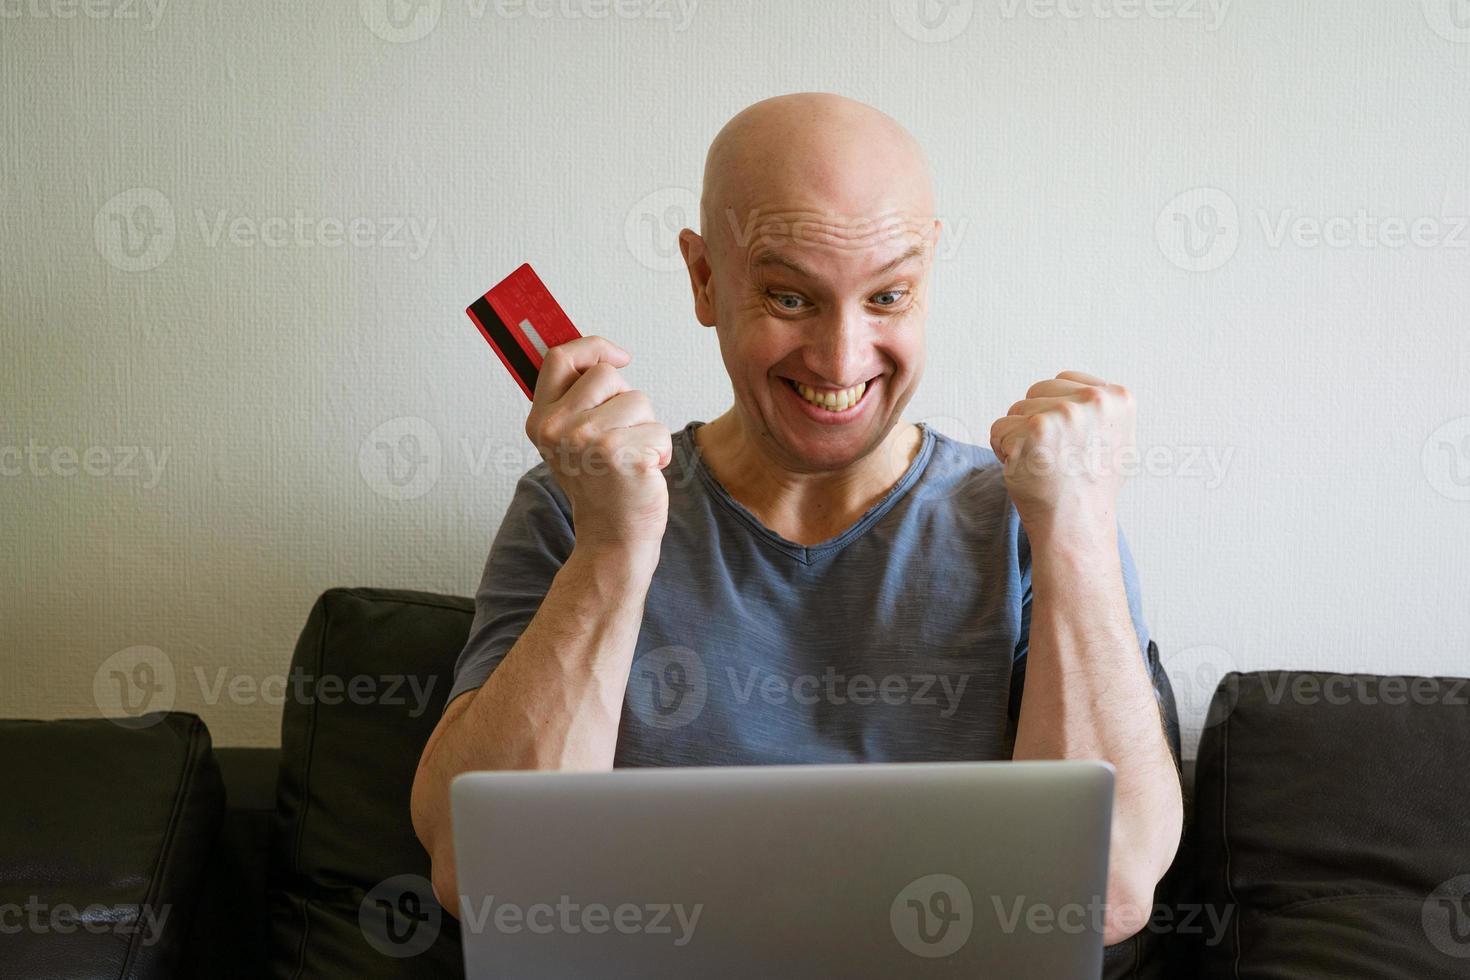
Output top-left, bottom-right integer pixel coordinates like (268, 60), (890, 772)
(678, 228), (717, 327)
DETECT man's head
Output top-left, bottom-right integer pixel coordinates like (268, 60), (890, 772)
(679, 93), (941, 474)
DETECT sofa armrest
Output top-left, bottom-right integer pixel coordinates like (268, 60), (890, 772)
(0, 712), (224, 980)
(1193, 670), (1470, 978)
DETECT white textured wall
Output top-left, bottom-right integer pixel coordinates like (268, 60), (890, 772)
(3, 0), (1467, 751)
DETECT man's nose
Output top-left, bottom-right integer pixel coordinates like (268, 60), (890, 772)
(806, 306), (874, 387)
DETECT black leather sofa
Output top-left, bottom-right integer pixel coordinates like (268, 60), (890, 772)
(5, 587), (1467, 978)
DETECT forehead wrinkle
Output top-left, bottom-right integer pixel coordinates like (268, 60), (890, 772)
(745, 236), (932, 286)
(729, 207), (933, 250)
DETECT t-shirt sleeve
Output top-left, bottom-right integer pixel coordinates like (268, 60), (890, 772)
(444, 464), (576, 709)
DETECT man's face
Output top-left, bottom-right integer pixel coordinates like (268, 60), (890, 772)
(696, 209), (938, 472)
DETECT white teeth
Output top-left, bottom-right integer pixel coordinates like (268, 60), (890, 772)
(793, 379), (866, 411)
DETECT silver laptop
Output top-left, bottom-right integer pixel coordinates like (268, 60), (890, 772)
(450, 760), (1113, 979)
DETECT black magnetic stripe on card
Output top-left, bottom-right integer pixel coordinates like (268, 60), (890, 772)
(470, 295), (539, 392)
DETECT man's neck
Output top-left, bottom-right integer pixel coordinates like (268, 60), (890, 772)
(693, 412), (924, 547)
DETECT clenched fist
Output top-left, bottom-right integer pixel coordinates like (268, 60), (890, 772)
(524, 336), (672, 557)
(989, 370), (1136, 543)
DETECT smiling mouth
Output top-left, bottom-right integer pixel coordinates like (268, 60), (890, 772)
(780, 376), (875, 412)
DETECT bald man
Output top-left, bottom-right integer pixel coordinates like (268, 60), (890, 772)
(412, 93), (1183, 946)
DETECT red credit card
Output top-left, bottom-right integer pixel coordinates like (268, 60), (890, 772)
(465, 263), (582, 400)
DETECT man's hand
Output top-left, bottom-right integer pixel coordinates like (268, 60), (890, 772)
(989, 370), (1135, 543)
(526, 335), (673, 558)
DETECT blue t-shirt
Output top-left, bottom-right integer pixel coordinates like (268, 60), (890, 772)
(448, 419), (1160, 765)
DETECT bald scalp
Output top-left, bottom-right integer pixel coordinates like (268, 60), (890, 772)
(698, 93), (937, 265)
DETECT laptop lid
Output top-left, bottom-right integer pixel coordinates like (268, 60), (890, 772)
(450, 760), (1113, 979)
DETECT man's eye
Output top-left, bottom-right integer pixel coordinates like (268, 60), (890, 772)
(770, 292), (808, 311)
(872, 289), (907, 307)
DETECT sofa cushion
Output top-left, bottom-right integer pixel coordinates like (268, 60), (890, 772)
(0, 712), (224, 980)
(268, 587), (472, 979)
(1194, 670), (1470, 978)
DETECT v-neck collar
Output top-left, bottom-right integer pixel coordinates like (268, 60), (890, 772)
(681, 419), (937, 566)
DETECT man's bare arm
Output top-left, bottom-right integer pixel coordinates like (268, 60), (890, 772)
(411, 334), (673, 920)
(410, 542), (658, 918)
(991, 372), (1184, 946)
(1012, 526), (1183, 946)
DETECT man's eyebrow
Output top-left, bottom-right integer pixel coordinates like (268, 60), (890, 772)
(871, 242), (928, 277)
(749, 251), (816, 279)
